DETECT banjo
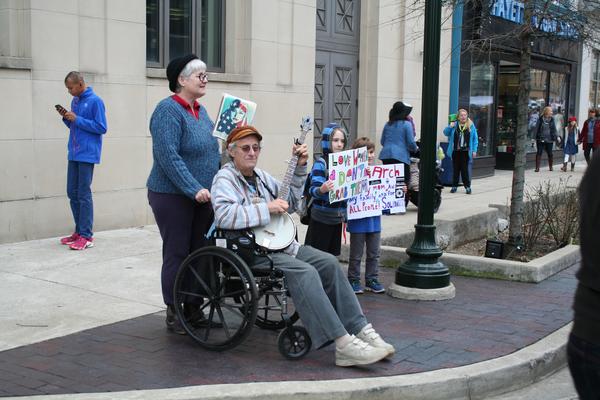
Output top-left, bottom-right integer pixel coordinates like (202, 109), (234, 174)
(253, 116), (313, 251)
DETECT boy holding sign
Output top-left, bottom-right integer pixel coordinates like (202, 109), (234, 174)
(347, 138), (385, 294)
(304, 123), (348, 256)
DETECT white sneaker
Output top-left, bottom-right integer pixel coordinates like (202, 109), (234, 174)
(335, 335), (388, 367)
(357, 323), (395, 357)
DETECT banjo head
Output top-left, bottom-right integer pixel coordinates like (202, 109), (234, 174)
(253, 213), (296, 251)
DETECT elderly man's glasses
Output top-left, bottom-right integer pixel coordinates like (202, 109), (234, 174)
(196, 73), (208, 82)
(238, 144), (262, 153)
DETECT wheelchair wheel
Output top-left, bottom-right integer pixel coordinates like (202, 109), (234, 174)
(277, 326), (311, 360)
(254, 291), (299, 330)
(173, 246), (258, 351)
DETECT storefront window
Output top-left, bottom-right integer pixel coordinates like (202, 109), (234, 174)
(528, 69), (548, 152)
(496, 66), (519, 154)
(549, 72), (567, 138)
(469, 62), (495, 156)
(590, 50), (600, 109)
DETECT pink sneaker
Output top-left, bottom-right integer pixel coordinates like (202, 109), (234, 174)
(60, 233), (80, 245)
(69, 236), (94, 250)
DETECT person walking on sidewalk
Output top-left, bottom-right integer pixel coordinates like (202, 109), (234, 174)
(561, 116), (579, 172)
(57, 71), (107, 251)
(147, 54), (220, 335)
(567, 153), (600, 399)
(534, 106), (557, 172)
(212, 125), (395, 367)
(443, 108), (478, 194)
(577, 108), (600, 165)
(347, 137), (385, 295)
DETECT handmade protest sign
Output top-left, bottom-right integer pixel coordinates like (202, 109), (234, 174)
(328, 147), (369, 203)
(347, 163), (406, 219)
(212, 93), (257, 141)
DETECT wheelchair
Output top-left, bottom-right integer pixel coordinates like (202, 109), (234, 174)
(172, 229), (311, 359)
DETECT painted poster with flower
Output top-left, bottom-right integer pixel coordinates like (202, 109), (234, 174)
(212, 93), (257, 141)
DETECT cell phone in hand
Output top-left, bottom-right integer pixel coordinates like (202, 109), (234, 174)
(55, 104), (67, 115)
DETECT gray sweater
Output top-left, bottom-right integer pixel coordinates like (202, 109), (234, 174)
(147, 97), (220, 199)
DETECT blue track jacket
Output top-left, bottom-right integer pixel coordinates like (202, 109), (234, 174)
(62, 87), (107, 164)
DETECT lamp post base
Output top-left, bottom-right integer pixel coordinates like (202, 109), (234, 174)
(395, 224), (451, 289)
(387, 282), (455, 301)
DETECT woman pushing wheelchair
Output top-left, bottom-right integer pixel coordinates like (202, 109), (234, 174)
(210, 125), (395, 367)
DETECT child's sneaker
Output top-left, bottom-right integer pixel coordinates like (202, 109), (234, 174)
(365, 279), (385, 293)
(450, 186), (457, 193)
(69, 236), (94, 250)
(60, 232), (79, 245)
(349, 279), (364, 294)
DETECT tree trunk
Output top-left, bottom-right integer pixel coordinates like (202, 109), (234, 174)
(507, 0), (533, 252)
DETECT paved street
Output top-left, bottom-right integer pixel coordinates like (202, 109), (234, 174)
(0, 228), (576, 396)
(0, 167), (584, 399)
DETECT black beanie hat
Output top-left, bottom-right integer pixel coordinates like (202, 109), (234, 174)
(166, 54), (199, 92)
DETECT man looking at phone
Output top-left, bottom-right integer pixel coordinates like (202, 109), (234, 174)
(56, 71), (107, 250)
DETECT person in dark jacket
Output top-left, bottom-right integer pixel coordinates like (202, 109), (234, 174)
(567, 153), (600, 399)
(57, 71), (107, 250)
(577, 108), (600, 165)
(534, 106), (557, 172)
(443, 108), (478, 194)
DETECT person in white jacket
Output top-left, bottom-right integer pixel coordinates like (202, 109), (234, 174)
(211, 125), (395, 367)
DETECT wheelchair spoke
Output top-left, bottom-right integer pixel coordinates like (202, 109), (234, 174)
(187, 263), (215, 298)
(201, 302), (217, 341)
(222, 289), (247, 299)
(213, 302), (231, 339)
(178, 290), (205, 300)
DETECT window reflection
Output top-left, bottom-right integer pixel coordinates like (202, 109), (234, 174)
(528, 69), (548, 152)
(496, 66), (519, 154)
(549, 72), (567, 140)
(169, 0), (192, 61)
(469, 62), (495, 157)
(146, 0), (160, 64)
(201, 0), (222, 69)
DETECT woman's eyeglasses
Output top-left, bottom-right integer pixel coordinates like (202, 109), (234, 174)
(238, 144), (262, 153)
(196, 73), (208, 82)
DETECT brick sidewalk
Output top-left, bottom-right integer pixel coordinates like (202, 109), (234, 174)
(0, 266), (576, 397)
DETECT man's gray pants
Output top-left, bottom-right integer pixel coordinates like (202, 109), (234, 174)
(253, 245), (367, 349)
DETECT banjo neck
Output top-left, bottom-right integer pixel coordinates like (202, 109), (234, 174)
(277, 119), (311, 201)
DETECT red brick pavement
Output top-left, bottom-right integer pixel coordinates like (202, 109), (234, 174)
(0, 266), (576, 397)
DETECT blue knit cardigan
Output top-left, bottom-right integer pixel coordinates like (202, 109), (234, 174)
(147, 97), (220, 199)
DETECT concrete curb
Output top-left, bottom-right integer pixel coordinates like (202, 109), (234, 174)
(373, 245), (580, 283)
(4, 324), (570, 400)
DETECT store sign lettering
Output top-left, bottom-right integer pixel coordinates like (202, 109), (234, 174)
(490, 0), (578, 38)
(490, 0), (524, 23)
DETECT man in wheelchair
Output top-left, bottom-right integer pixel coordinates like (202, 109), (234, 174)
(210, 125), (395, 367)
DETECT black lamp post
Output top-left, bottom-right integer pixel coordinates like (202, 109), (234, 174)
(394, 0), (450, 289)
